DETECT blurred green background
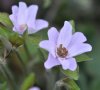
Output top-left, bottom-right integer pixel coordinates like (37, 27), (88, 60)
(0, 0), (100, 90)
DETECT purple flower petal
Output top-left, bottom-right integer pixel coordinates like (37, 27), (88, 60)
(18, 2), (27, 25)
(9, 15), (23, 34)
(12, 5), (18, 15)
(39, 20), (92, 71)
(9, 15), (16, 24)
(44, 54), (60, 69)
(58, 58), (70, 70)
(48, 27), (59, 43)
(68, 58), (77, 71)
(27, 5), (38, 29)
(68, 32), (87, 48)
(72, 32), (87, 43)
(29, 87), (40, 90)
(39, 40), (49, 51)
(68, 43), (92, 58)
(10, 2), (48, 34)
(35, 19), (48, 32)
(57, 21), (72, 48)
(58, 58), (77, 71)
(39, 40), (56, 57)
(9, 6), (18, 25)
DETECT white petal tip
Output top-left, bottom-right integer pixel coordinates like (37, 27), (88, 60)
(39, 42), (43, 48)
(31, 5), (38, 9)
(29, 5), (39, 11)
(43, 20), (49, 28)
(29, 87), (40, 90)
(69, 66), (77, 71)
(47, 27), (54, 35)
(12, 5), (18, 10)
(87, 44), (92, 52)
(62, 67), (68, 70)
(44, 62), (51, 70)
(51, 27), (55, 29)
(9, 15), (12, 19)
(64, 21), (72, 29)
(89, 45), (92, 51)
(49, 27), (57, 31)
(19, 2), (26, 5)
(64, 21), (71, 25)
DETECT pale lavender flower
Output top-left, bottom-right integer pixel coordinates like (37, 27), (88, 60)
(29, 87), (40, 90)
(9, 2), (48, 34)
(39, 21), (92, 71)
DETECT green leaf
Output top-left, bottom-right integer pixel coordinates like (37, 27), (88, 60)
(75, 54), (92, 62)
(0, 82), (7, 90)
(69, 20), (75, 33)
(63, 78), (80, 90)
(20, 73), (35, 90)
(0, 64), (17, 90)
(61, 67), (79, 80)
(0, 25), (23, 47)
(16, 45), (29, 64)
(0, 25), (11, 38)
(0, 12), (13, 29)
(9, 33), (23, 47)
(55, 78), (80, 90)
(22, 30), (28, 40)
(0, 36), (12, 52)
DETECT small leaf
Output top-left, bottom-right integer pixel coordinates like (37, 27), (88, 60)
(16, 45), (29, 64)
(20, 73), (35, 90)
(63, 78), (80, 90)
(0, 12), (13, 29)
(22, 30), (28, 40)
(75, 54), (92, 62)
(0, 36), (12, 52)
(69, 20), (75, 33)
(9, 33), (23, 47)
(0, 25), (11, 38)
(0, 25), (23, 47)
(61, 67), (79, 80)
(55, 78), (80, 90)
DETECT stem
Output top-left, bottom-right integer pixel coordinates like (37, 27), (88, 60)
(14, 48), (26, 71)
(23, 41), (31, 59)
(0, 65), (17, 90)
(45, 70), (56, 90)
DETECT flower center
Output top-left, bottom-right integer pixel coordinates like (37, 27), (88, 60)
(57, 44), (68, 58)
(20, 24), (27, 31)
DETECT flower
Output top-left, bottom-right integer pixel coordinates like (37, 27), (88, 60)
(9, 2), (48, 34)
(29, 87), (40, 90)
(39, 21), (92, 71)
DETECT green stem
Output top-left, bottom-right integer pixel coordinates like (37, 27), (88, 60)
(14, 48), (26, 70)
(24, 44), (31, 59)
(0, 65), (17, 90)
